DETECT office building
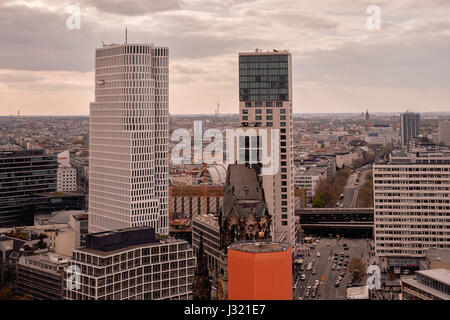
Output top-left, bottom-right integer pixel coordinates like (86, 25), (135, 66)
(400, 112), (420, 146)
(0, 150), (57, 227)
(238, 49), (295, 245)
(401, 269), (450, 300)
(64, 227), (195, 300)
(439, 120), (450, 147)
(192, 214), (221, 273)
(373, 151), (450, 271)
(57, 150), (77, 192)
(69, 213), (89, 248)
(57, 166), (77, 192)
(367, 124), (394, 146)
(294, 166), (327, 201)
(88, 43), (169, 234)
(16, 253), (69, 300)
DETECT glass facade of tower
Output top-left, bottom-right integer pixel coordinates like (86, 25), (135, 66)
(239, 54), (290, 102)
(0, 150), (57, 227)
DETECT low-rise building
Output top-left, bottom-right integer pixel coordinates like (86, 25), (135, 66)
(16, 252), (69, 300)
(401, 269), (450, 300)
(192, 214), (221, 273)
(64, 227), (196, 300)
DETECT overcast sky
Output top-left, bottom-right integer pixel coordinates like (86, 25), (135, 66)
(0, 0), (449, 115)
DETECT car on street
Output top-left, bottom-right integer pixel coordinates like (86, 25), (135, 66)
(345, 254), (350, 258)
(307, 285), (312, 290)
(344, 246), (349, 250)
(304, 289), (310, 297)
(326, 242), (330, 246)
(316, 252), (321, 257)
(301, 274), (306, 280)
(311, 291), (317, 298)
(335, 280), (341, 287)
(331, 265), (336, 270)
(315, 280), (320, 286)
(337, 266), (341, 271)
(312, 269), (317, 275)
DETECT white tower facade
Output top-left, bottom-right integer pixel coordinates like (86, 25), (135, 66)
(88, 43), (169, 235)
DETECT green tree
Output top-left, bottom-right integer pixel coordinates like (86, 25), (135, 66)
(312, 193), (325, 208)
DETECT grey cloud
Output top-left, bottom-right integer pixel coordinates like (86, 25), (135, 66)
(0, 6), (99, 71)
(292, 35), (450, 90)
(80, 0), (183, 16)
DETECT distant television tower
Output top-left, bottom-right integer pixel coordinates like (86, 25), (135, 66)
(18, 110), (20, 117)
(216, 100), (220, 117)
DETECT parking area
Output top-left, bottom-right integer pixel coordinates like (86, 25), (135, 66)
(293, 237), (371, 300)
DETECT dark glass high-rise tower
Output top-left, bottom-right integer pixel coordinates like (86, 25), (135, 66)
(401, 112), (420, 146)
(0, 150), (57, 227)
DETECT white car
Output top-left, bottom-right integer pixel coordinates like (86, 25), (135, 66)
(316, 252), (321, 257)
(301, 274), (306, 280)
(326, 243), (331, 246)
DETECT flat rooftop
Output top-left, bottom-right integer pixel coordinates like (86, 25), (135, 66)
(427, 248), (450, 264)
(229, 241), (290, 253)
(416, 268), (450, 287)
(193, 214), (219, 228)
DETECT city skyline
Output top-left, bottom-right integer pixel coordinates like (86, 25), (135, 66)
(1, 0), (450, 116)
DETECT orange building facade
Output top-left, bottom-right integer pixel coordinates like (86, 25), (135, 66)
(228, 242), (292, 300)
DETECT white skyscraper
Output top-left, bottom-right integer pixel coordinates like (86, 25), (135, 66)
(88, 43), (169, 235)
